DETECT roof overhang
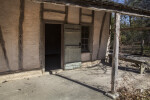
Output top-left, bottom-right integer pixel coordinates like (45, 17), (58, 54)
(32, 0), (150, 18)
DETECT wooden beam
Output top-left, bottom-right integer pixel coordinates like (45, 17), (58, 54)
(91, 10), (94, 61)
(79, 8), (82, 24)
(111, 27), (150, 31)
(0, 26), (10, 71)
(39, 3), (44, 73)
(82, 13), (92, 17)
(18, 0), (25, 70)
(111, 13), (120, 93)
(119, 57), (145, 64)
(43, 9), (66, 14)
(32, 0), (150, 18)
(65, 6), (68, 24)
(141, 40), (144, 55)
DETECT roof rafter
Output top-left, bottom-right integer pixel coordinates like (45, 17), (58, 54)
(32, 0), (150, 18)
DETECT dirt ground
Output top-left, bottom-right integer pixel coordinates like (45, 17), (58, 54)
(0, 74), (111, 100)
(58, 62), (150, 92)
(0, 57), (149, 100)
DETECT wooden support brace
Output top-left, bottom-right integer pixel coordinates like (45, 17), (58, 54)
(111, 13), (120, 94)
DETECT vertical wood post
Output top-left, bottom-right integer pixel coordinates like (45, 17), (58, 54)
(18, 0), (25, 70)
(40, 3), (44, 73)
(111, 13), (120, 93)
(141, 39), (144, 55)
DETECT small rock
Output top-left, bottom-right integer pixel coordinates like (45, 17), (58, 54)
(18, 89), (21, 91)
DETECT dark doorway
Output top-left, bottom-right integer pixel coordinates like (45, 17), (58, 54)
(45, 24), (61, 71)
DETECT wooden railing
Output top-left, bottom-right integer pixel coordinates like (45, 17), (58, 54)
(119, 42), (150, 56)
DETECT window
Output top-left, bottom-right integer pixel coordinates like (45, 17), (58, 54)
(81, 26), (90, 52)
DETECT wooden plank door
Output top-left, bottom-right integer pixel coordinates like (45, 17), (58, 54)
(64, 24), (81, 69)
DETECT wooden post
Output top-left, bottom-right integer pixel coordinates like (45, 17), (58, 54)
(111, 13), (120, 94)
(141, 39), (144, 55)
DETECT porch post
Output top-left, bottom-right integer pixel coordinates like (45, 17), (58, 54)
(111, 13), (120, 93)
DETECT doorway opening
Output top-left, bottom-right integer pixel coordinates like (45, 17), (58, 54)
(45, 24), (61, 71)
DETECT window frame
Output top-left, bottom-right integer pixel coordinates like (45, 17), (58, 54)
(81, 25), (91, 53)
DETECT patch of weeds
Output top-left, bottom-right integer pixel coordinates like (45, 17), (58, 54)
(117, 87), (150, 100)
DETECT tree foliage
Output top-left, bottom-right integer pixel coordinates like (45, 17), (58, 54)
(110, 0), (150, 55)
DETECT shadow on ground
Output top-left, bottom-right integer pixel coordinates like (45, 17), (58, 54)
(55, 74), (106, 95)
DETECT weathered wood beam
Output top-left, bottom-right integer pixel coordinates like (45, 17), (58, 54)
(111, 27), (150, 31)
(0, 26), (10, 71)
(141, 40), (144, 55)
(18, 0), (25, 70)
(79, 8), (82, 24)
(65, 6), (68, 23)
(82, 13), (92, 17)
(90, 10), (94, 61)
(111, 13), (120, 93)
(31, 0), (150, 18)
(43, 9), (66, 14)
(39, 3), (44, 73)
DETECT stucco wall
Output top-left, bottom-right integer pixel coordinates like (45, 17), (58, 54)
(0, 1), (110, 73)
(81, 8), (92, 24)
(43, 4), (65, 21)
(92, 11), (110, 61)
(23, 0), (41, 69)
(81, 53), (91, 62)
(67, 6), (80, 24)
(0, 0), (41, 73)
(44, 3), (65, 12)
(0, 0), (20, 72)
(98, 13), (111, 59)
(82, 8), (92, 15)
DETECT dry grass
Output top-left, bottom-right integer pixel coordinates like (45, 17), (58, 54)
(117, 87), (150, 100)
(116, 68), (150, 100)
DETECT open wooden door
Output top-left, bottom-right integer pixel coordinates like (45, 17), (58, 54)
(64, 24), (81, 69)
